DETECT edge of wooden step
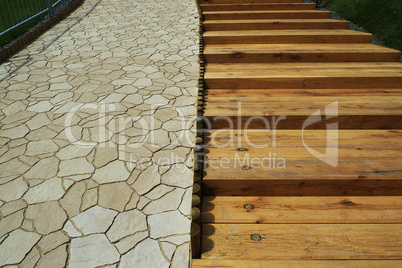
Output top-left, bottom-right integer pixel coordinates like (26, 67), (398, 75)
(192, 259), (402, 268)
(202, 196), (402, 223)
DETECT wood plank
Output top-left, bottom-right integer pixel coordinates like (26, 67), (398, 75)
(204, 63), (402, 89)
(205, 76), (402, 89)
(205, 63), (402, 75)
(202, 178), (402, 196)
(203, 19), (350, 31)
(199, 0), (304, 4)
(206, 62), (402, 71)
(200, 3), (316, 12)
(206, 130), (402, 148)
(204, 96), (402, 116)
(204, 156), (402, 179)
(203, 95), (402, 128)
(204, 88), (402, 97)
(202, 224), (402, 260)
(206, 130), (402, 158)
(203, 29), (372, 44)
(203, 10), (331, 20)
(203, 29), (371, 38)
(206, 142), (402, 158)
(204, 115), (402, 129)
(205, 66), (402, 77)
(204, 43), (401, 63)
(193, 259), (402, 268)
(202, 196), (402, 223)
(204, 43), (400, 53)
(202, 129), (402, 195)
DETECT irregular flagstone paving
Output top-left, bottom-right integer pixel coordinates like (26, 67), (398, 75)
(0, 0), (199, 267)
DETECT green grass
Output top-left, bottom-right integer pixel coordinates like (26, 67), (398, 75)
(0, 0), (58, 48)
(319, 0), (402, 51)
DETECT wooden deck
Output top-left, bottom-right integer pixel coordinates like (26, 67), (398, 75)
(195, 0), (402, 266)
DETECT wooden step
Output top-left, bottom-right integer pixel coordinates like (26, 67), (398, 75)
(203, 19), (349, 31)
(204, 63), (402, 89)
(201, 224), (402, 259)
(193, 259), (402, 268)
(204, 43), (401, 63)
(200, 3), (316, 12)
(206, 129), (402, 148)
(203, 29), (372, 44)
(199, 0), (304, 4)
(203, 10), (331, 20)
(205, 88), (402, 97)
(202, 130), (402, 196)
(202, 196), (402, 223)
(203, 94), (402, 129)
(207, 62), (402, 71)
(204, 95), (402, 116)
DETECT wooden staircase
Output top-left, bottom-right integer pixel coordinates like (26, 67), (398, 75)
(193, 0), (402, 267)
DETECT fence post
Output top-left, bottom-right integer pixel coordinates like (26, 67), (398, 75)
(45, 0), (54, 17)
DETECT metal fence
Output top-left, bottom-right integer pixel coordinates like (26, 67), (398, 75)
(0, 0), (62, 37)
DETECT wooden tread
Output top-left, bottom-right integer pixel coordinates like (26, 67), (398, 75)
(204, 63), (402, 89)
(203, 19), (350, 31)
(204, 95), (402, 116)
(203, 10), (331, 20)
(202, 196), (402, 223)
(193, 259), (402, 268)
(205, 88), (402, 96)
(202, 130), (402, 196)
(199, 0), (304, 4)
(200, 3), (316, 11)
(203, 94), (402, 129)
(201, 224), (402, 259)
(204, 43), (401, 63)
(203, 29), (372, 44)
(206, 62), (402, 71)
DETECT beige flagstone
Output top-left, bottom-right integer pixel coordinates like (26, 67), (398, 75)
(0, 229), (41, 266)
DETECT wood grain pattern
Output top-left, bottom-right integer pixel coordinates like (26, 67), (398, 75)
(204, 95), (402, 115)
(204, 115), (402, 129)
(205, 76), (402, 90)
(193, 259), (402, 267)
(203, 10), (331, 20)
(206, 62), (402, 71)
(202, 179), (402, 196)
(201, 224), (402, 259)
(205, 63), (402, 89)
(204, 158), (402, 181)
(202, 130), (402, 196)
(205, 88), (402, 97)
(203, 94), (402, 128)
(203, 19), (350, 31)
(203, 29), (372, 44)
(200, 3), (316, 12)
(202, 196), (402, 223)
(206, 129), (402, 147)
(199, 0), (304, 4)
(204, 43), (401, 63)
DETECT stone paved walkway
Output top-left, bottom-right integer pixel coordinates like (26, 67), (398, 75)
(0, 0), (199, 267)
